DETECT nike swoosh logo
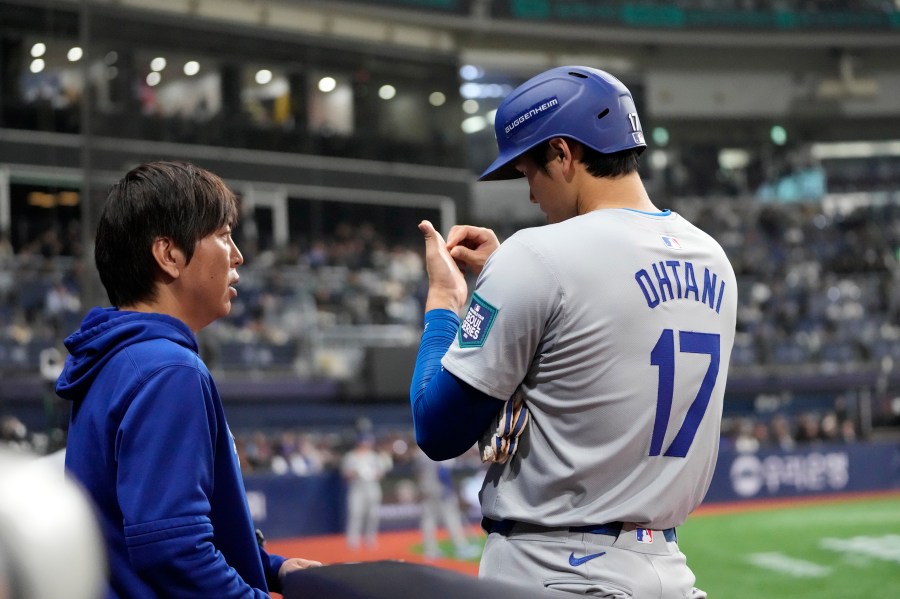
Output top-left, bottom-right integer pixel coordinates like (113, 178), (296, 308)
(568, 551), (607, 566)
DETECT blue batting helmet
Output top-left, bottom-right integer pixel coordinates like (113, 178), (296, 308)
(479, 66), (646, 181)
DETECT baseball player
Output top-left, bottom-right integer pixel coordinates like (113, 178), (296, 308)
(410, 66), (737, 598)
(342, 432), (392, 550)
(412, 447), (481, 560)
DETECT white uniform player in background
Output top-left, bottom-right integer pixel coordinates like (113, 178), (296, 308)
(410, 66), (737, 598)
(341, 433), (392, 550)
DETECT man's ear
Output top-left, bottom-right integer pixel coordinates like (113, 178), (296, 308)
(548, 137), (568, 161)
(150, 236), (183, 280)
(549, 137), (577, 177)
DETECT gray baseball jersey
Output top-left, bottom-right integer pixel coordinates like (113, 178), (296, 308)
(442, 208), (737, 530)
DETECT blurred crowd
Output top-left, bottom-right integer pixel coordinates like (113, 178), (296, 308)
(231, 410), (861, 481)
(0, 400), (871, 472)
(677, 198), (899, 375)
(1, 197), (898, 463)
(2, 198), (897, 380)
(720, 397), (861, 454)
(197, 221), (428, 378)
(232, 424), (487, 478)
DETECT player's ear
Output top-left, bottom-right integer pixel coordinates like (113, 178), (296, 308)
(548, 137), (568, 161)
(551, 137), (581, 164)
(549, 137), (576, 177)
(150, 236), (184, 279)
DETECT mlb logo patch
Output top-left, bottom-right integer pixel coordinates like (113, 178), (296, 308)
(636, 528), (653, 544)
(661, 235), (683, 250)
(459, 293), (498, 348)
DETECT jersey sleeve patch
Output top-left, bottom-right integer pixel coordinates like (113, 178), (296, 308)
(458, 293), (498, 348)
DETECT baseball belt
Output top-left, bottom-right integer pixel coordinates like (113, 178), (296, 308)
(482, 518), (677, 543)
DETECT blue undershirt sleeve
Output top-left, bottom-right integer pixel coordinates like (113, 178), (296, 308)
(410, 309), (503, 461)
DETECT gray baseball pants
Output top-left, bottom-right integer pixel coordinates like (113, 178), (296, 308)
(479, 521), (707, 598)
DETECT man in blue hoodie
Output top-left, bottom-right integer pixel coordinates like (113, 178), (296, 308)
(56, 161), (321, 598)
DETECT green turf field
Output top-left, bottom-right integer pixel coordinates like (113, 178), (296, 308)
(679, 494), (900, 598)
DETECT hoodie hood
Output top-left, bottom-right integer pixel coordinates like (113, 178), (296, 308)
(56, 307), (198, 402)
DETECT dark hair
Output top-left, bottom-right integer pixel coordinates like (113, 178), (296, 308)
(525, 139), (642, 178)
(95, 161), (239, 307)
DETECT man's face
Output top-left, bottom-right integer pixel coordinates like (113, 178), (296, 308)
(179, 225), (243, 330)
(513, 147), (574, 224)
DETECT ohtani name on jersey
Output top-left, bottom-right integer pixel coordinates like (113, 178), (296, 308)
(634, 260), (726, 313)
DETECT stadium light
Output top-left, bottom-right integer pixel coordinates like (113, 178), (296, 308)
(318, 76), (337, 93)
(810, 140), (900, 159)
(770, 125), (787, 146)
(461, 116), (487, 134)
(719, 149), (750, 170)
(378, 84), (396, 100)
(459, 82), (480, 99)
(652, 127), (670, 147)
(459, 64), (483, 81)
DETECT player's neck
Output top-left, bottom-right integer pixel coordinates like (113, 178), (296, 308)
(577, 172), (657, 214)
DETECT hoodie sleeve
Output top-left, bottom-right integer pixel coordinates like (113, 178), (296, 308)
(260, 547), (287, 593)
(116, 364), (270, 598)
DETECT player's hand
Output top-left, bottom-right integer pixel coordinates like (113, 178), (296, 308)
(279, 557), (323, 580)
(418, 220), (468, 313)
(445, 225), (500, 277)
